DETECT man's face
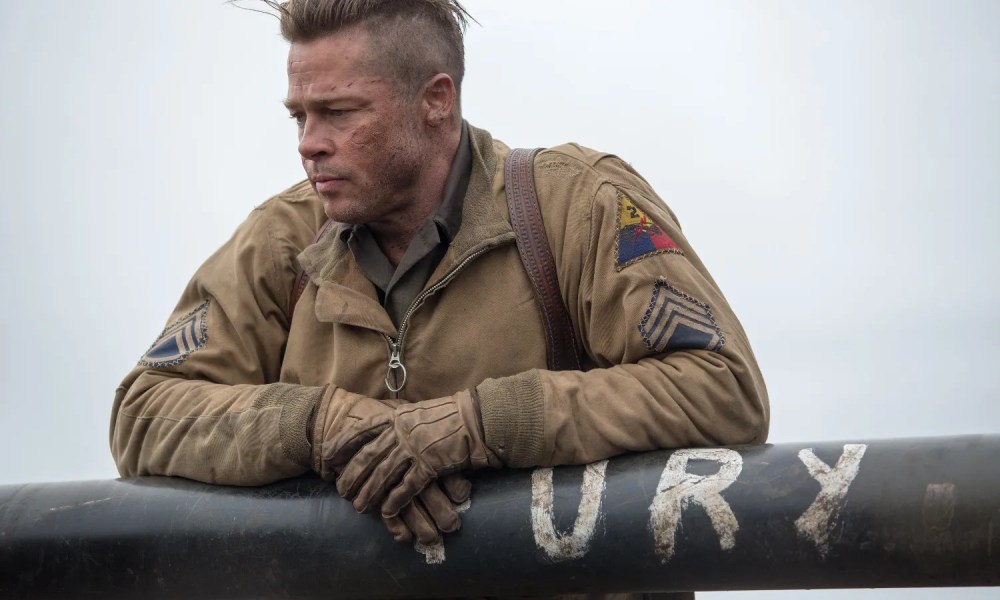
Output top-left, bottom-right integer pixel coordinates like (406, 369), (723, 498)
(285, 29), (426, 226)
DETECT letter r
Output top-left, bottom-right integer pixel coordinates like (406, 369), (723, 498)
(649, 448), (743, 562)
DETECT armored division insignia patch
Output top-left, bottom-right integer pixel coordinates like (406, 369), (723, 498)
(615, 192), (682, 271)
(638, 280), (724, 353)
(140, 299), (210, 368)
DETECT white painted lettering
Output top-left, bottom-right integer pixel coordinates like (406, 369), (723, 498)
(649, 448), (742, 563)
(794, 444), (867, 558)
(414, 495), (472, 565)
(530, 460), (609, 561)
(415, 541), (446, 565)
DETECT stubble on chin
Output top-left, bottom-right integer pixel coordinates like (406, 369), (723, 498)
(318, 192), (365, 226)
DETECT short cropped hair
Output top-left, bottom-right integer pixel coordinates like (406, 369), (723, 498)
(262, 0), (471, 100)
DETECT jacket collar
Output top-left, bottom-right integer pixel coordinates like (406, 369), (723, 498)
(296, 123), (516, 330)
(435, 123), (515, 271)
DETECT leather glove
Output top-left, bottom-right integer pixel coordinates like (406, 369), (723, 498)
(311, 388), (397, 481)
(329, 390), (499, 517)
(381, 474), (471, 544)
(312, 388), (472, 544)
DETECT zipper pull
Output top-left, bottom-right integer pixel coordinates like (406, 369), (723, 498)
(385, 341), (407, 394)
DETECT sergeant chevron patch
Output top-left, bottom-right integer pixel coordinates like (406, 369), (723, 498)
(638, 280), (724, 353)
(615, 192), (682, 271)
(140, 299), (210, 368)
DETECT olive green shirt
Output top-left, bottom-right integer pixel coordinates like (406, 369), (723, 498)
(345, 124), (472, 326)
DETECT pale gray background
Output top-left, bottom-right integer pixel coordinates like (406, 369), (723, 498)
(0, 1), (997, 598)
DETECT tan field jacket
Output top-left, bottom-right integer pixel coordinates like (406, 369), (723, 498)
(112, 123), (768, 487)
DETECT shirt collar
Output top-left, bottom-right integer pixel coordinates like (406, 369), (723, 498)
(431, 121), (472, 242)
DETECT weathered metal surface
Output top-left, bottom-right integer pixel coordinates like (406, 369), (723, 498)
(1, 435), (998, 599)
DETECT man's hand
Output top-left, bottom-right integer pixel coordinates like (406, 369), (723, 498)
(312, 390), (473, 544)
(327, 390), (499, 517)
(381, 474), (471, 544)
(312, 391), (396, 481)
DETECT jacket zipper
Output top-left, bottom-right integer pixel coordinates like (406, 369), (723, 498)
(383, 246), (493, 396)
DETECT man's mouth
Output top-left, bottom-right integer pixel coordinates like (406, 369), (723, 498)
(312, 175), (347, 194)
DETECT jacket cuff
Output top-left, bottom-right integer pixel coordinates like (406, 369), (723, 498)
(476, 370), (545, 467)
(251, 383), (325, 469)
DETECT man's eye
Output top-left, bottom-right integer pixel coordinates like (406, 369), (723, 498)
(289, 113), (305, 126)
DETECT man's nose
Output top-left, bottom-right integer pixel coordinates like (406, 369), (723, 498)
(298, 121), (333, 160)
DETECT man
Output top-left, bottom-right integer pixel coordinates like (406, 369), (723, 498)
(110, 0), (768, 585)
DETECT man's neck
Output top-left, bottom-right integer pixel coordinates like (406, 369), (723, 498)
(369, 125), (463, 267)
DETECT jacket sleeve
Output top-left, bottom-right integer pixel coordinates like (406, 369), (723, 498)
(476, 155), (769, 467)
(110, 199), (328, 485)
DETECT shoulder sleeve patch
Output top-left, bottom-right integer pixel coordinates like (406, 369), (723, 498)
(615, 192), (683, 271)
(638, 280), (724, 353)
(140, 299), (210, 368)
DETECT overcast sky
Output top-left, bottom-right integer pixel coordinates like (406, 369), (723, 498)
(0, 2), (997, 598)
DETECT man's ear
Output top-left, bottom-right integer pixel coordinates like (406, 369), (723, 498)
(421, 73), (457, 127)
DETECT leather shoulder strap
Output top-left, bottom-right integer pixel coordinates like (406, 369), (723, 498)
(504, 148), (582, 372)
(288, 217), (335, 320)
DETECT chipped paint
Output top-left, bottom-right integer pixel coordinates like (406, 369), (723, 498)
(47, 497), (112, 512)
(649, 448), (742, 563)
(922, 483), (957, 532)
(530, 460), (609, 561)
(794, 444), (867, 558)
